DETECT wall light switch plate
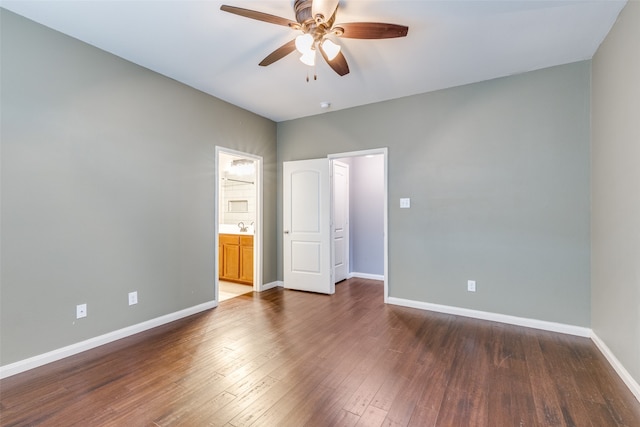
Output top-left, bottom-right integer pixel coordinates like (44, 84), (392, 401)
(467, 280), (476, 292)
(128, 291), (138, 306)
(76, 303), (87, 319)
(400, 198), (411, 209)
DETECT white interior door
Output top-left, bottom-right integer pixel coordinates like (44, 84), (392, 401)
(332, 161), (349, 283)
(283, 159), (334, 294)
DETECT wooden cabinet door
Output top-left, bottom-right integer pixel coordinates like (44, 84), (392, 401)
(239, 236), (253, 284)
(220, 235), (240, 280)
(240, 245), (253, 283)
(223, 243), (240, 280)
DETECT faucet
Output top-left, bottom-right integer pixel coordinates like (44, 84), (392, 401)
(238, 222), (248, 232)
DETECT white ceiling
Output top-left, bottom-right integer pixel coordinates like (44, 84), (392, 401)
(1, 0), (626, 122)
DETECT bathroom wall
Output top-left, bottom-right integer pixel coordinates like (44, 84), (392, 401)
(221, 171), (256, 227)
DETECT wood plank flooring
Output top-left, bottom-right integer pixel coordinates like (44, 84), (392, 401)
(1, 278), (639, 426)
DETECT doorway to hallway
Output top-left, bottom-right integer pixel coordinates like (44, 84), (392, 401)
(331, 150), (386, 289)
(282, 148), (387, 300)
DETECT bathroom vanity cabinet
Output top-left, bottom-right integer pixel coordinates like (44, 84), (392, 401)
(219, 234), (253, 285)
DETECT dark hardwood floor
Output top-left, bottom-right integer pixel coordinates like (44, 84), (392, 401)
(1, 278), (639, 426)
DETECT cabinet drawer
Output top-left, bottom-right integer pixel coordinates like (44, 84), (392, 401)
(220, 234), (239, 245)
(240, 235), (253, 247)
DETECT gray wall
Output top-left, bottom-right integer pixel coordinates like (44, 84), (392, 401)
(0, 10), (277, 365)
(591, 1), (640, 385)
(278, 61), (591, 326)
(350, 155), (384, 276)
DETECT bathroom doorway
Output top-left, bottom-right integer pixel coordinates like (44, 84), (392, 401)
(215, 147), (262, 302)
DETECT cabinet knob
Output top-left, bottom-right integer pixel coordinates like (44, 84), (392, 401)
(284, 230), (290, 234)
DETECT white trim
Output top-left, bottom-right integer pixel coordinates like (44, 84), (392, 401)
(387, 296), (591, 337)
(327, 148), (385, 158)
(349, 272), (384, 281)
(261, 280), (281, 291)
(0, 300), (217, 379)
(591, 332), (640, 402)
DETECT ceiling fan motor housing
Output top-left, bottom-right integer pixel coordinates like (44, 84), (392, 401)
(295, 0), (337, 42)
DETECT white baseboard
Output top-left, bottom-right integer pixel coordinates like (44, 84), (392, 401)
(0, 300), (218, 380)
(261, 280), (281, 291)
(386, 296), (591, 337)
(591, 332), (640, 402)
(348, 272), (384, 281)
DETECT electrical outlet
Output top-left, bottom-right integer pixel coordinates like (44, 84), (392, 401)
(76, 303), (87, 319)
(467, 280), (476, 292)
(128, 291), (138, 306)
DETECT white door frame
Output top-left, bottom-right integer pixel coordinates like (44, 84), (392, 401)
(328, 148), (389, 302)
(214, 146), (263, 302)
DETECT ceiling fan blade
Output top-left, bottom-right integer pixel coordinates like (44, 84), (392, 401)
(336, 22), (409, 39)
(311, 0), (340, 23)
(259, 39), (297, 66)
(320, 47), (349, 76)
(220, 5), (298, 28)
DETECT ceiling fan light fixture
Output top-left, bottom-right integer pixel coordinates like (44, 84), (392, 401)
(220, 2), (408, 78)
(295, 33), (314, 54)
(320, 38), (341, 61)
(300, 49), (316, 66)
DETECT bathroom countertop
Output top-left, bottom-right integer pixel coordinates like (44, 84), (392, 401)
(219, 224), (254, 235)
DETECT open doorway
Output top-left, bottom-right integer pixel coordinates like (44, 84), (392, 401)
(215, 147), (263, 302)
(281, 148), (387, 299)
(330, 148), (387, 299)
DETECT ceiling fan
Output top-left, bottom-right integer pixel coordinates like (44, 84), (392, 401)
(220, 0), (409, 76)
